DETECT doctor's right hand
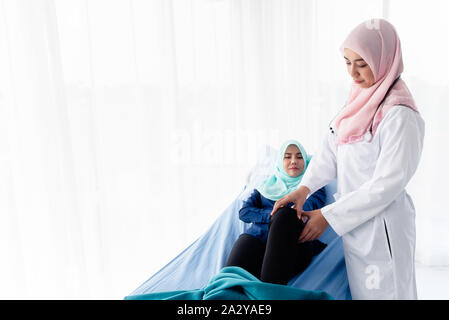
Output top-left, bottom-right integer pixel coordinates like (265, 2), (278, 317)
(270, 186), (310, 220)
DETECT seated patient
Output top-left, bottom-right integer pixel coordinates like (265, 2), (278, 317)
(226, 139), (327, 285)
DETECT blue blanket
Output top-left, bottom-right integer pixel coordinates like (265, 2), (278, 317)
(125, 181), (351, 300)
(124, 266), (333, 300)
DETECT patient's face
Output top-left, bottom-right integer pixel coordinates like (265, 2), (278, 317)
(283, 145), (304, 178)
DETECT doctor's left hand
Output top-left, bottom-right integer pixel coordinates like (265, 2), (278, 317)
(298, 209), (329, 243)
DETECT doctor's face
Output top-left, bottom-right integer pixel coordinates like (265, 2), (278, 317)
(283, 145), (304, 178)
(344, 48), (375, 88)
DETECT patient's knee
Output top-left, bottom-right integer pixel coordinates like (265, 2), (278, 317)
(270, 207), (297, 224)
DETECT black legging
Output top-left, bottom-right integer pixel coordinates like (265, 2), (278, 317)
(225, 207), (327, 285)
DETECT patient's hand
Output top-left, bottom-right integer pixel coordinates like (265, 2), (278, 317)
(271, 186), (310, 220)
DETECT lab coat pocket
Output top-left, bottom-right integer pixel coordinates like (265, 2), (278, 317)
(383, 218), (393, 260)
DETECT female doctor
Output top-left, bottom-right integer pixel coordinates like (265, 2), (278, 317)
(271, 19), (425, 300)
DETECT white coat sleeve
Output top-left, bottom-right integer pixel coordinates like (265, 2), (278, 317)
(321, 107), (425, 236)
(299, 129), (338, 195)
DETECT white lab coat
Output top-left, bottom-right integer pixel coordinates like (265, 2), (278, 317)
(300, 105), (425, 300)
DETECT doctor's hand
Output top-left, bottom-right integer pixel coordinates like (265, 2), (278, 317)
(298, 209), (328, 243)
(271, 186), (310, 220)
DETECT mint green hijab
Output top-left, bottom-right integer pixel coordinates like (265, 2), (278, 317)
(256, 140), (311, 201)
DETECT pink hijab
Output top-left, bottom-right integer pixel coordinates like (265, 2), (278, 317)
(334, 18), (418, 145)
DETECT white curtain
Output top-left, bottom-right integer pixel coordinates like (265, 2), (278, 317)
(387, 0), (449, 267)
(0, 0), (447, 299)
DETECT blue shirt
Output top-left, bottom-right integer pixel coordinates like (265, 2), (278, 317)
(239, 187), (327, 242)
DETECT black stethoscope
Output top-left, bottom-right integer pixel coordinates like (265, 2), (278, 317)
(329, 76), (401, 139)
